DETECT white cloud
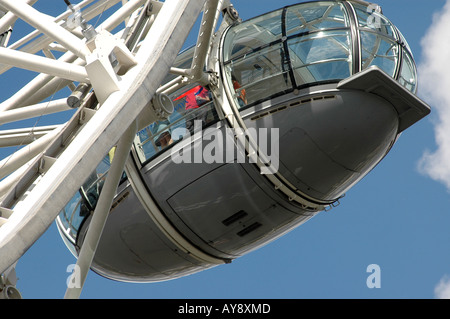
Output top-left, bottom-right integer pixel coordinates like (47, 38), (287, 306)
(417, 0), (450, 191)
(435, 275), (450, 299)
(418, 1), (450, 299)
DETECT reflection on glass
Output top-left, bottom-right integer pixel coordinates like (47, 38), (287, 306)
(289, 30), (351, 84)
(353, 3), (396, 38)
(222, 0), (417, 109)
(223, 9), (283, 62)
(360, 31), (398, 76)
(135, 88), (219, 163)
(285, 1), (349, 35)
(225, 42), (291, 106)
(398, 49), (417, 93)
(57, 151), (120, 247)
(58, 190), (84, 241)
(223, 1), (352, 109)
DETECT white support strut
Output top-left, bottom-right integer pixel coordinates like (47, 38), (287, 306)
(0, 99), (71, 126)
(190, 0), (222, 81)
(0, 0), (207, 275)
(64, 122), (137, 299)
(0, 0), (91, 60)
(0, 126), (62, 179)
(0, 47), (89, 83)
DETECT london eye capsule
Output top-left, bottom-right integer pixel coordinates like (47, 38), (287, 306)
(56, 0), (430, 283)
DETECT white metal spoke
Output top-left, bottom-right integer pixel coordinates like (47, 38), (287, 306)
(64, 122), (137, 299)
(0, 0), (118, 75)
(0, 47), (89, 83)
(0, 99), (70, 125)
(0, 0), (91, 60)
(0, 51), (79, 112)
(99, 0), (147, 32)
(0, 125), (62, 179)
(0, 155), (39, 200)
(0, 0), (37, 35)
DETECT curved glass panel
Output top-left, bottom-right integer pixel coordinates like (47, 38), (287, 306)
(57, 153), (115, 246)
(352, 2), (400, 78)
(133, 45), (220, 164)
(136, 95), (219, 162)
(398, 48), (417, 93)
(360, 31), (399, 76)
(285, 1), (349, 36)
(223, 41), (292, 106)
(223, 1), (352, 109)
(223, 9), (283, 62)
(396, 27), (414, 56)
(58, 190), (85, 242)
(352, 3), (397, 39)
(289, 30), (351, 84)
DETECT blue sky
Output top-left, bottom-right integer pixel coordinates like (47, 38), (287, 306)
(3, 0), (450, 299)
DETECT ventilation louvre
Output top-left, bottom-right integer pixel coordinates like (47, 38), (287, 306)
(237, 222), (262, 237)
(222, 210), (248, 226)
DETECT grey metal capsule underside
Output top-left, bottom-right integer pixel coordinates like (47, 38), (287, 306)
(81, 79), (404, 282)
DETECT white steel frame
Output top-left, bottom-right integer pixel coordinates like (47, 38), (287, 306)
(0, 0), (231, 298)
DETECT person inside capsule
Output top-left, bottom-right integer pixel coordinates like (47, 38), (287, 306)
(175, 85), (212, 132)
(152, 121), (173, 149)
(232, 75), (247, 106)
(156, 130), (173, 148)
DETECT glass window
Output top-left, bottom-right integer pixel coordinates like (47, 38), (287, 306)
(133, 43), (220, 164)
(221, 1), (416, 108)
(58, 151), (117, 244)
(223, 9), (283, 62)
(285, 1), (349, 36)
(225, 42), (292, 106)
(222, 2), (352, 109)
(58, 190), (86, 241)
(360, 31), (399, 77)
(352, 3), (396, 39)
(398, 48), (417, 93)
(135, 85), (219, 163)
(289, 30), (352, 84)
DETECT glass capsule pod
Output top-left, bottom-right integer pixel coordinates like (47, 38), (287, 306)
(56, 1), (430, 283)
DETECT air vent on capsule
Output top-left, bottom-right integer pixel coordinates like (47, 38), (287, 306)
(222, 210), (248, 226)
(237, 222), (262, 237)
